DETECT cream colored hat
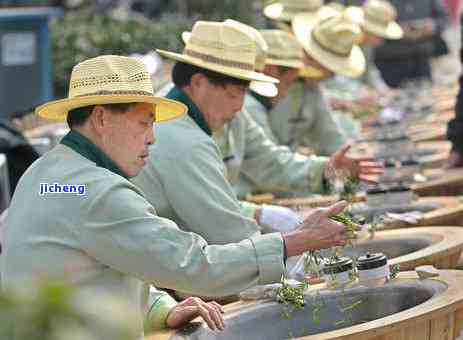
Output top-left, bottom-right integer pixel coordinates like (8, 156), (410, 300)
(292, 9), (366, 77)
(260, 29), (304, 69)
(224, 19), (278, 98)
(36, 55), (187, 122)
(182, 20), (278, 97)
(260, 29), (325, 79)
(264, 0), (323, 22)
(346, 0), (403, 39)
(157, 21), (279, 84)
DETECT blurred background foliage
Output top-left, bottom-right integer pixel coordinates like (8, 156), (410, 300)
(51, 0), (268, 96)
(0, 284), (137, 340)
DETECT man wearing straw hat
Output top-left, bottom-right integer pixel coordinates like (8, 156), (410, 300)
(1, 54), (353, 336)
(224, 15), (383, 199)
(245, 28), (347, 158)
(322, 0), (404, 112)
(258, 0), (349, 157)
(287, 5), (369, 140)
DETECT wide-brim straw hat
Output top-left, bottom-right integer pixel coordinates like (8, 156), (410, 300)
(264, 0), (324, 22)
(345, 1), (403, 40)
(36, 55), (186, 122)
(157, 21), (279, 85)
(292, 8), (366, 78)
(182, 25), (278, 98)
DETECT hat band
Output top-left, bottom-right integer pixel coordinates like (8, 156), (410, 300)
(311, 30), (351, 57)
(74, 90), (155, 98)
(266, 52), (302, 64)
(184, 49), (254, 71)
(364, 11), (392, 27)
(284, 6), (320, 12)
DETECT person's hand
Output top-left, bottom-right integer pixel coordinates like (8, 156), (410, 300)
(166, 297), (225, 331)
(446, 151), (463, 168)
(282, 201), (353, 257)
(324, 144), (384, 183)
(257, 205), (302, 233)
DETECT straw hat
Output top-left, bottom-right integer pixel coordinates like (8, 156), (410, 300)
(259, 29), (304, 69)
(264, 0), (323, 22)
(292, 9), (366, 77)
(157, 21), (279, 85)
(345, 0), (403, 40)
(36, 55), (187, 122)
(181, 20), (278, 97)
(224, 19), (278, 98)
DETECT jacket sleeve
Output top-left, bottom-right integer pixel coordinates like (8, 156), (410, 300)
(145, 288), (178, 331)
(77, 177), (285, 298)
(240, 110), (329, 194)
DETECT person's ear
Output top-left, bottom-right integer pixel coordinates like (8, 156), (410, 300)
(89, 105), (111, 135)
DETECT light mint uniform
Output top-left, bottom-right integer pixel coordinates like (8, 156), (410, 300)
(321, 46), (387, 139)
(2, 133), (284, 338)
(216, 92), (329, 199)
(265, 80), (347, 156)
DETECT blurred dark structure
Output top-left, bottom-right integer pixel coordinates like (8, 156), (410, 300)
(446, 13), (463, 168)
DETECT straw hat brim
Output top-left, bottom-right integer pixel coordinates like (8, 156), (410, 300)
(292, 13), (366, 78)
(265, 58), (304, 69)
(299, 65), (325, 79)
(363, 20), (403, 40)
(35, 94), (187, 122)
(263, 3), (293, 22)
(250, 81), (278, 97)
(346, 6), (403, 40)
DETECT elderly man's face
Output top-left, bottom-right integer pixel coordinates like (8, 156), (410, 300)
(100, 103), (155, 177)
(193, 75), (248, 131)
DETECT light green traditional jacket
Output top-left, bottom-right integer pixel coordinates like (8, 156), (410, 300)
(265, 81), (347, 156)
(132, 84), (269, 237)
(2, 132), (284, 338)
(216, 92), (329, 199)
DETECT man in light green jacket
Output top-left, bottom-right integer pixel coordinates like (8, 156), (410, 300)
(259, 0), (347, 156)
(134, 19), (381, 248)
(249, 30), (347, 157)
(1, 53), (351, 338)
(321, 1), (404, 136)
(219, 24), (381, 198)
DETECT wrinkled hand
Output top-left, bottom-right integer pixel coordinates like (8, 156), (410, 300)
(258, 205), (302, 233)
(325, 144), (384, 183)
(283, 201), (353, 257)
(166, 297), (225, 331)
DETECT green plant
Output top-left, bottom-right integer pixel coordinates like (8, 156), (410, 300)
(275, 278), (307, 312)
(0, 284), (137, 340)
(51, 11), (198, 96)
(389, 264), (401, 280)
(340, 177), (360, 203)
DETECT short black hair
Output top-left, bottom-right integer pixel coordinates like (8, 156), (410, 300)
(172, 62), (250, 88)
(67, 103), (135, 129)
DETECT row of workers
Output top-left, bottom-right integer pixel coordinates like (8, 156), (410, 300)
(0, 0), (391, 338)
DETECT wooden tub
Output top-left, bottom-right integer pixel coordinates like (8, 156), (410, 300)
(148, 270), (463, 340)
(413, 167), (463, 197)
(246, 196), (463, 229)
(350, 226), (463, 271)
